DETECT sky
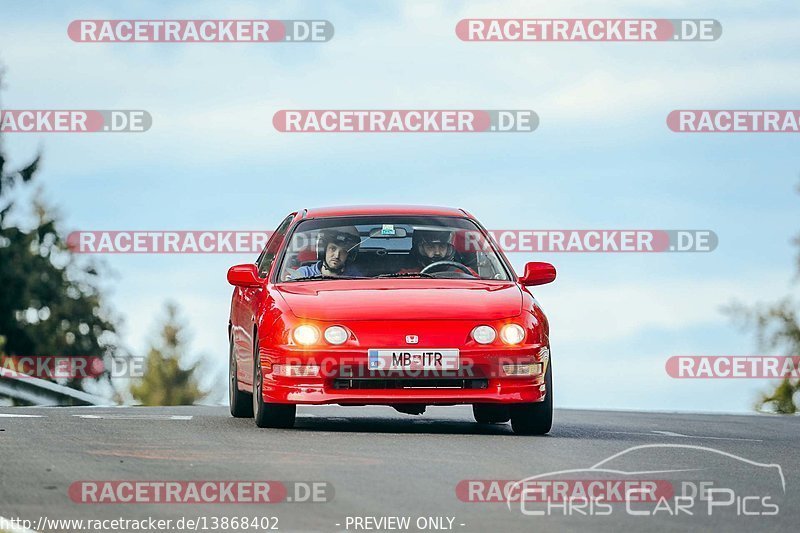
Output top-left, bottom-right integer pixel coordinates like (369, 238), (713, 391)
(1, 0), (798, 412)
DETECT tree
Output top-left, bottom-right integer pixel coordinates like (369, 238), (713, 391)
(729, 183), (800, 413)
(130, 302), (206, 406)
(1, 75), (120, 395)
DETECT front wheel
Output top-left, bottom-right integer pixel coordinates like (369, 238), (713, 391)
(510, 360), (553, 435)
(229, 335), (253, 418)
(253, 347), (296, 428)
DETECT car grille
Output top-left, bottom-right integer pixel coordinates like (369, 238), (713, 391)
(331, 378), (489, 390)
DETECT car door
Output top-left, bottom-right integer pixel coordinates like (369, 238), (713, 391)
(235, 213), (295, 387)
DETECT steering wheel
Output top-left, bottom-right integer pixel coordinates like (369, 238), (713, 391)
(420, 261), (478, 277)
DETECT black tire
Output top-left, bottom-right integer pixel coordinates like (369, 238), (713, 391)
(510, 360), (553, 435)
(229, 334), (253, 418)
(253, 343), (296, 429)
(472, 404), (510, 424)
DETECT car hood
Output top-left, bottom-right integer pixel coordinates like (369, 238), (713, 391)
(275, 280), (523, 321)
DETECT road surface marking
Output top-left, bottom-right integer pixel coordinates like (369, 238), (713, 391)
(0, 413), (44, 418)
(608, 430), (762, 442)
(651, 430), (688, 437)
(72, 414), (193, 420)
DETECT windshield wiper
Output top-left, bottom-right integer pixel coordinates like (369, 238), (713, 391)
(376, 272), (436, 278)
(285, 274), (367, 282)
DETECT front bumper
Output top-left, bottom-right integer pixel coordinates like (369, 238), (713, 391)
(258, 346), (549, 405)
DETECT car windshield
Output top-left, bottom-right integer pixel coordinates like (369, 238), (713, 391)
(276, 216), (511, 282)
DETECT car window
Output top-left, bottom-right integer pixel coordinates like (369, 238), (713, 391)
(275, 216), (511, 282)
(257, 214), (295, 277)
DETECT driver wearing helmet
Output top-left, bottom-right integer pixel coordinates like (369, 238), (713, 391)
(293, 226), (363, 278)
(397, 228), (477, 276)
(413, 229), (456, 268)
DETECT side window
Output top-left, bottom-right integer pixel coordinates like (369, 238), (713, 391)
(256, 214), (294, 277)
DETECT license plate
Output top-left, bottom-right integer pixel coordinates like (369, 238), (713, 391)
(368, 349), (460, 371)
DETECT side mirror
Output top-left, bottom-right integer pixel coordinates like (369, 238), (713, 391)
(519, 262), (556, 286)
(227, 264), (263, 287)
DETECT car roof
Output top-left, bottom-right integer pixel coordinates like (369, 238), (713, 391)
(302, 205), (470, 219)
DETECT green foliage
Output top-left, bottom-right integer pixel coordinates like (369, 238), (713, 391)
(1, 88), (119, 393)
(729, 183), (800, 414)
(761, 377), (797, 415)
(130, 303), (206, 406)
(730, 298), (800, 414)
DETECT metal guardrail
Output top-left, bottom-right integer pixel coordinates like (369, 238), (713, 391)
(0, 368), (111, 406)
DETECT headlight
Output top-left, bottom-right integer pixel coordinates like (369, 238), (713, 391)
(471, 325), (497, 344)
(500, 324), (526, 345)
(293, 325), (320, 346)
(324, 325), (349, 345)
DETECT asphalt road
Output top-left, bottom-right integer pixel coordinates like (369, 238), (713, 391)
(0, 405), (798, 533)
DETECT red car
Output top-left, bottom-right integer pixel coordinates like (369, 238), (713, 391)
(227, 206), (556, 435)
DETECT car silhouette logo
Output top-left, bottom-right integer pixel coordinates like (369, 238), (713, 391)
(406, 335), (419, 344)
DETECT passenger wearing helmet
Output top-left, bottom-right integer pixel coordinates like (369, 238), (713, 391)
(293, 226), (363, 278)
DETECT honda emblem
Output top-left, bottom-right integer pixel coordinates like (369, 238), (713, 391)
(405, 335), (419, 344)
